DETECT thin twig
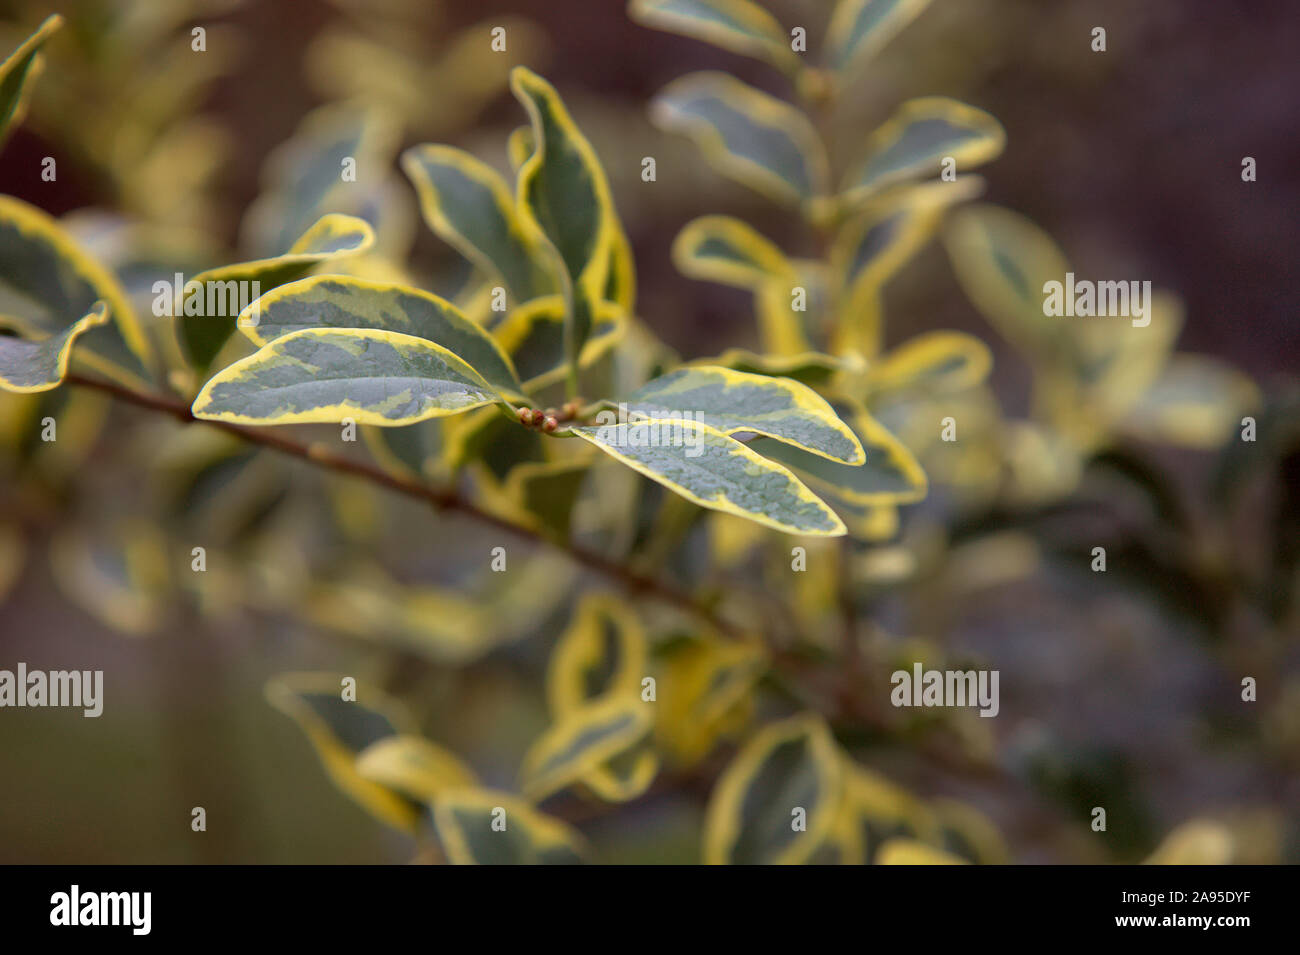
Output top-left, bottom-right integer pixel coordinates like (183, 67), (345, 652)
(65, 372), (747, 640)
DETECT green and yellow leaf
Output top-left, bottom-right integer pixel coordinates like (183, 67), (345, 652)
(401, 144), (553, 302)
(520, 694), (654, 801)
(179, 213), (375, 374)
(623, 365), (865, 463)
(694, 348), (850, 387)
(748, 396), (926, 505)
(354, 734), (479, 803)
(0, 301), (108, 393)
(511, 67), (617, 374)
(672, 214), (793, 290)
(239, 274), (523, 398)
(652, 72), (829, 206)
(266, 672), (420, 833)
(192, 328), (506, 427)
(656, 637), (767, 766)
(573, 418), (846, 536)
(867, 330), (992, 398)
(48, 520), (170, 636)
(703, 713), (843, 864)
(0, 195), (153, 388)
(432, 788), (585, 864)
(1121, 354), (1261, 450)
(492, 294), (625, 391)
(547, 593), (648, 717)
(844, 98), (1004, 201)
(825, 0), (931, 75)
(629, 0), (798, 74)
(0, 14), (61, 146)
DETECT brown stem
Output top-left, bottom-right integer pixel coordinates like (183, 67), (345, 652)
(64, 373), (746, 641)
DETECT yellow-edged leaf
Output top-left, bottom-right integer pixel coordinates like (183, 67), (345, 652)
(0, 14), (61, 146)
(0, 301), (108, 393)
(629, 0), (798, 73)
(672, 214), (793, 290)
(432, 788), (585, 864)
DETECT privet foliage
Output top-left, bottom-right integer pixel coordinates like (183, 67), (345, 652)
(0, 2), (1285, 865)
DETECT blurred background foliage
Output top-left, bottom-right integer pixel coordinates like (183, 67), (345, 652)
(0, 0), (1296, 863)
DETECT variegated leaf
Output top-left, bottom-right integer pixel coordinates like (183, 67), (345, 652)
(573, 418), (846, 536)
(0, 301), (107, 392)
(622, 365), (865, 463)
(192, 328), (505, 427)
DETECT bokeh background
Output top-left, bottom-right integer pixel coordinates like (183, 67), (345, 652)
(0, 0), (1296, 863)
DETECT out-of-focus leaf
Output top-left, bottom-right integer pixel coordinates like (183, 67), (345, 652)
(266, 673), (420, 833)
(48, 520), (170, 637)
(0, 195), (153, 388)
(623, 365), (866, 463)
(0, 301), (108, 392)
(178, 213), (374, 374)
(402, 144), (554, 302)
(1121, 355), (1260, 450)
(629, 0), (798, 74)
(868, 330), (992, 398)
(192, 328), (508, 426)
(0, 522), (24, 603)
(931, 798), (1009, 864)
(547, 594), (647, 716)
(844, 98), (1004, 201)
(362, 419), (443, 483)
(703, 713), (843, 864)
(520, 694), (653, 801)
(494, 457), (592, 541)
(749, 396), (926, 505)
(492, 295), (625, 390)
(831, 177), (984, 356)
(354, 734), (479, 803)
(574, 418), (846, 536)
(755, 260), (831, 356)
(659, 637), (769, 766)
(239, 274), (523, 398)
(1143, 819), (1234, 865)
(511, 67), (617, 377)
(876, 837), (967, 864)
(693, 348), (850, 388)
(0, 14), (61, 146)
(432, 788), (585, 864)
(672, 214), (793, 290)
(825, 0), (931, 75)
(652, 72), (828, 206)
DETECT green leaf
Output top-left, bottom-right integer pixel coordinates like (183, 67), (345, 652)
(573, 418), (846, 536)
(0, 195), (153, 389)
(520, 694), (654, 801)
(49, 520), (169, 636)
(511, 67), (617, 381)
(179, 213), (374, 374)
(354, 735), (479, 803)
(0, 301), (107, 392)
(239, 274), (523, 398)
(748, 397), (926, 505)
(432, 788), (585, 864)
(499, 458), (591, 541)
(401, 144), (553, 302)
(825, 0), (932, 74)
(192, 328), (506, 427)
(832, 177), (984, 356)
(657, 637), (767, 766)
(653, 72), (829, 205)
(629, 0), (798, 73)
(242, 102), (398, 256)
(672, 214), (793, 290)
(623, 365), (866, 464)
(547, 594), (648, 717)
(695, 348), (850, 387)
(1121, 355), (1261, 450)
(492, 294), (625, 391)
(266, 672), (421, 833)
(0, 14), (61, 147)
(703, 713), (843, 864)
(844, 97), (1004, 201)
(867, 330), (992, 398)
